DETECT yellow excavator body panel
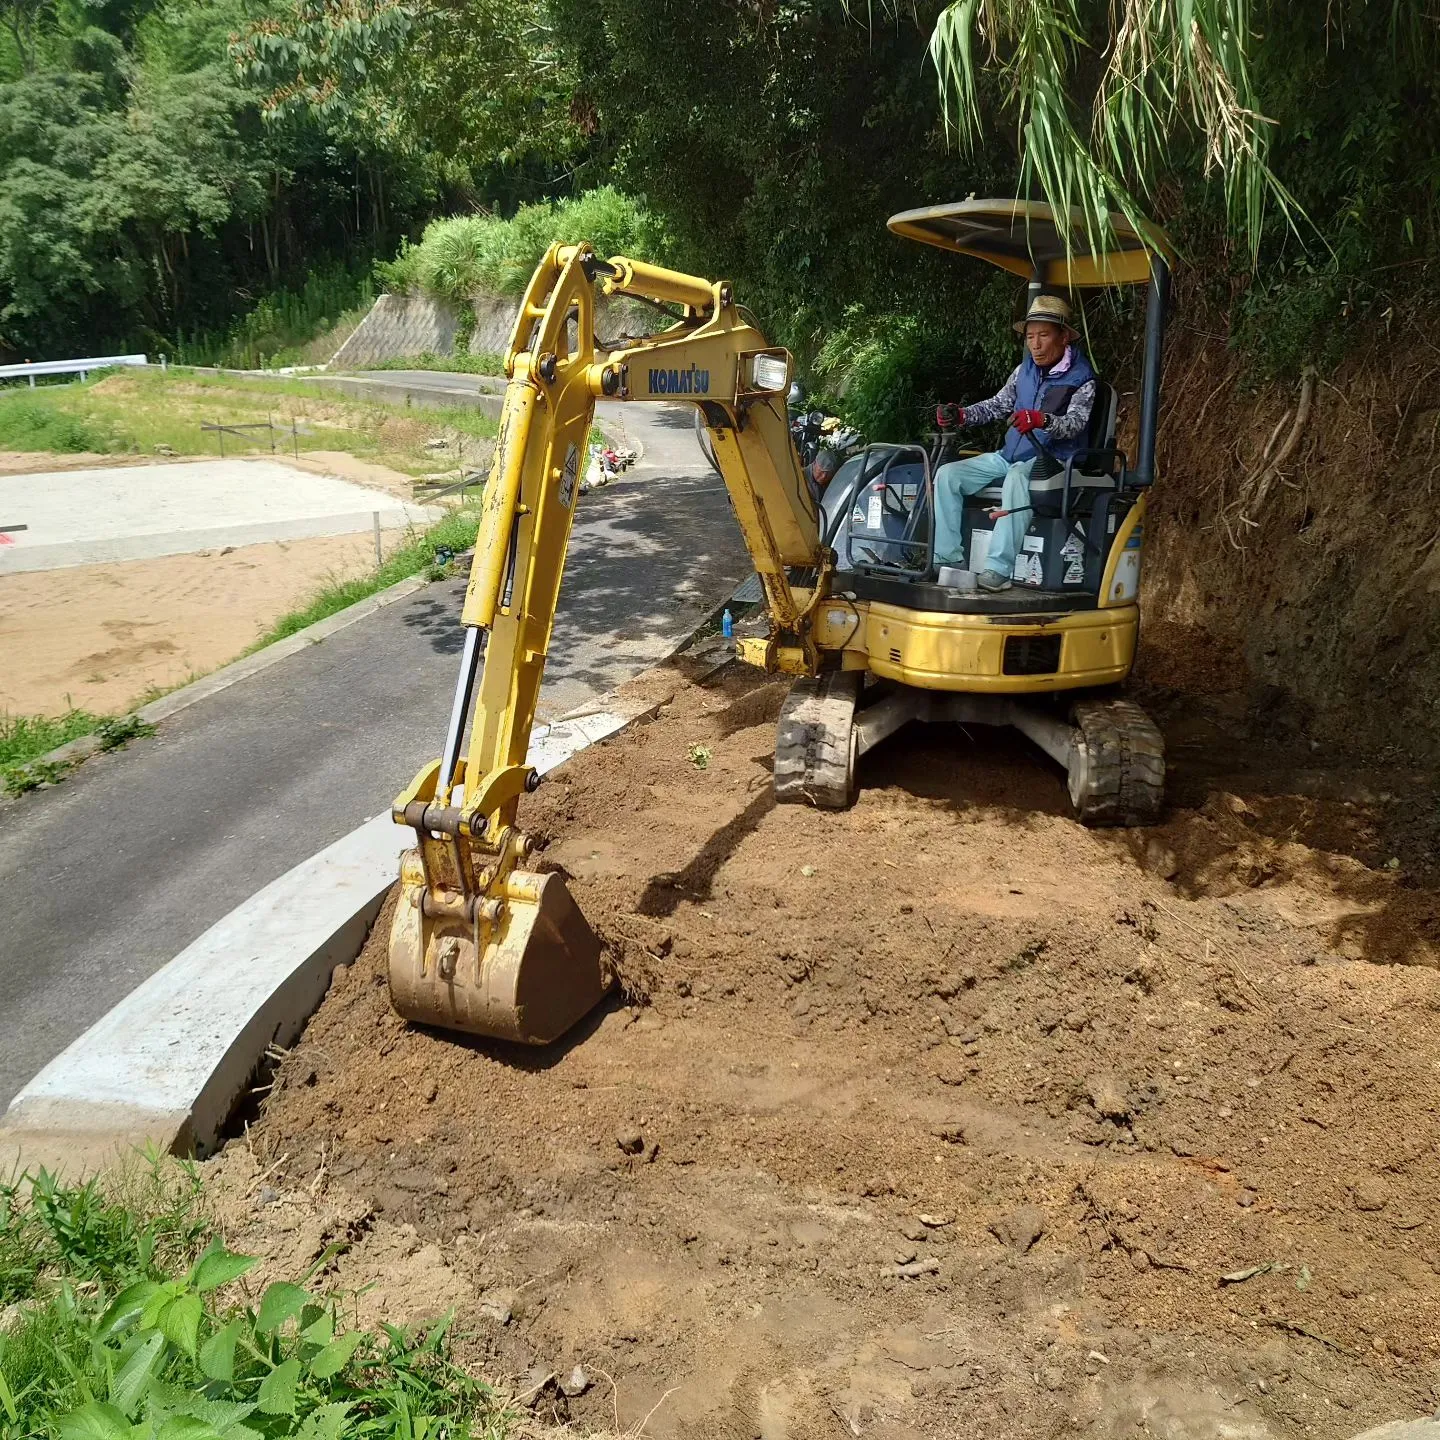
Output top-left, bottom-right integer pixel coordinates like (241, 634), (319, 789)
(812, 601), (1138, 693)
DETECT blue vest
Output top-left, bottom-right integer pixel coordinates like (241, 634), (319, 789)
(1001, 347), (1097, 464)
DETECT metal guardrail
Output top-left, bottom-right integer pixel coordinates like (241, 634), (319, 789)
(0, 354), (148, 386)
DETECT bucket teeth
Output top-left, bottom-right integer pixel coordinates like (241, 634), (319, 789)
(388, 860), (611, 1045)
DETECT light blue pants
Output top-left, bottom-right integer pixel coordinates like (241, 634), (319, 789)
(932, 452), (1036, 578)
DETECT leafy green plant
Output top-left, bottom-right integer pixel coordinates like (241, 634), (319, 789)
(0, 710), (98, 770)
(380, 188), (663, 302)
(0, 709), (100, 794)
(1, 758), (72, 797)
(94, 716), (157, 753)
(0, 1168), (511, 1440)
(0, 399), (118, 454)
(0, 711), (154, 795)
(688, 744), (712, 770)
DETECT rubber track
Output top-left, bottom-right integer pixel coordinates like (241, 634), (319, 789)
(774, 672), (860, 809)
(1070, 696), (1165, 826)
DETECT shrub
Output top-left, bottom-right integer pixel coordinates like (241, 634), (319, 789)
(381, 187), (664, 302)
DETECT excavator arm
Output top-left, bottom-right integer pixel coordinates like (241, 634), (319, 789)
(388, 243), (834, 1044)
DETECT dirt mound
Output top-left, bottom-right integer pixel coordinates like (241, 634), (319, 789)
(212, 664), (1440, 1439)
(1139, 324), (1440, 771)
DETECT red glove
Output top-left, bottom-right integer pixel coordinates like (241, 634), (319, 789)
(936, 403), (965, 430)
(1011, 408), (1046, 435)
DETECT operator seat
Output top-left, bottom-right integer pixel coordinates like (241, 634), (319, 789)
(973, 379), (1120, 511)
(961, 378), (1123, 592)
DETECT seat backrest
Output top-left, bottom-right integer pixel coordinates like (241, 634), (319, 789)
(1086, 379), (1118, 452)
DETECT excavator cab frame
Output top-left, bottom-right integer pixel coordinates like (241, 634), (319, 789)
(885, 199), (1172, 488)
(388, 204), (1174, 1048)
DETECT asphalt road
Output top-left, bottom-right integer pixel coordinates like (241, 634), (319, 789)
(0, 395), (747, 1108)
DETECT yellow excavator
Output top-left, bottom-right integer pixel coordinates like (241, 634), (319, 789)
(388, 200), (1173, 1045)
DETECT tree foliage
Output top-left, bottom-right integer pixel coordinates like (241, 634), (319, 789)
(0, 0), (446, 356)
(925, 0), (1284, 254)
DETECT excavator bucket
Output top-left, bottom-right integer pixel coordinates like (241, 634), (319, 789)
(388, 851), (611, 1045)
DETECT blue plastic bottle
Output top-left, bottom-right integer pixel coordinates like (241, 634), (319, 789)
(722, 608), (734, 639)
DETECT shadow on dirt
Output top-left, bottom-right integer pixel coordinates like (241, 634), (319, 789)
(638, 787), (776, 917)
(414, 989), (630, 1072)
(1100, 686), (1440, 967)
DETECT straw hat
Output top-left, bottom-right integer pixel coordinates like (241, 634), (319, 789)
(1013, 293), (1078, 338)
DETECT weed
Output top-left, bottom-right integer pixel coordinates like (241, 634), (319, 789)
(93, 715), (157, 752)
(0, 710), (99, 793)
(0, 711), (155, 795)
(1, 758), (71, 796)
(0, 1166), (512, 1440)
(0, 710), (98, 769)
(0, 397), (119, 453)
(356, 352), (505, 377)
(688, 744), (712, 770)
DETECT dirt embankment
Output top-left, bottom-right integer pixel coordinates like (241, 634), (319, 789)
(1138, 317), (1440, 780)
(209, 663), (1440, 1440)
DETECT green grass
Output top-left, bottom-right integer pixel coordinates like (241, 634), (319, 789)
(249, 507), (483, 651)
(355, 352), (505, 378)
(1, 711), (157, 797)
(0, 397), (119, 453)
(0, 710), (100, 769)
(0, 371), (498, 476)
(0, 1163), (512, 1440)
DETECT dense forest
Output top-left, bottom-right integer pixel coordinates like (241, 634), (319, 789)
(5, 0), (1438, 394)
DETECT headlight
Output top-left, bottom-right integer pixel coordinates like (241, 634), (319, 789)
(749, 351), (789, 392)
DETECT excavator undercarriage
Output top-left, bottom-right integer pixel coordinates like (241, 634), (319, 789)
(774, 676), (1164, 824)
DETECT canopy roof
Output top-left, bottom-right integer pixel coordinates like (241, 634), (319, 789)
(886, 200), (1172, 289)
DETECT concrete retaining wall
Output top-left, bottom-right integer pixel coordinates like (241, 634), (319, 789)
(330, 290), (662, 369)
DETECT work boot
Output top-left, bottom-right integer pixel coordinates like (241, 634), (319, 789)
(977, 569), (1012, 593)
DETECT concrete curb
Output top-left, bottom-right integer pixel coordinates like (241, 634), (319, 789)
(3, 571), (433, 803)
(0, 689), (670, 1177)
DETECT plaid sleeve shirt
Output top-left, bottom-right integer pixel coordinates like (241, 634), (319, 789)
(964, 349), (1095, 442)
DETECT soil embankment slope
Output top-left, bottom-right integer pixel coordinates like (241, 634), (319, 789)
(213, 663), (1440, 1439)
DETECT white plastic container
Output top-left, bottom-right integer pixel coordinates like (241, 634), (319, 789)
(937, 565), (978, 592)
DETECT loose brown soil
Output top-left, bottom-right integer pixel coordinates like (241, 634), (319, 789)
(210, 661), (1440, 1440)
(0, 532), (393, 715)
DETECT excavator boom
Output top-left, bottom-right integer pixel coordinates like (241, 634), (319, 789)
(389, 243), (830, 1044)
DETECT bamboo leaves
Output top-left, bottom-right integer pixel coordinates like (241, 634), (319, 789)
(921, 0), (1297, 256)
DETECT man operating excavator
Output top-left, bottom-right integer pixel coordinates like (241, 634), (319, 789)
(931, 294), (1097, 591)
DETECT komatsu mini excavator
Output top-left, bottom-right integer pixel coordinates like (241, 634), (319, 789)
(389, 200), (1172, 1045)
